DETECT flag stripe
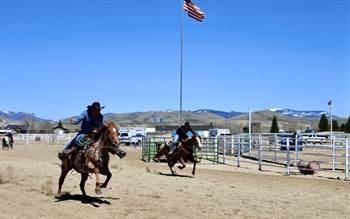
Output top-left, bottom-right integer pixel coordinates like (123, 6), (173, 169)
(183, 1), (206, 22)
(184, 5), (205, 19)
(184, 2), (205, 17)
(188, 13), (204, 22)
(184, 3), (205, 18)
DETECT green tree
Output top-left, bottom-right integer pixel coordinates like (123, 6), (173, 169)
(345, 116), (350, 133)
(332, 119), (340, 131)
(340, 123), (345, 132)
(38, 121), (53, 134)
(318, 114), (329, 132)
(270, 116), (279, 133)
(340, 116), (350, 133)
(24, 114), (36, 133)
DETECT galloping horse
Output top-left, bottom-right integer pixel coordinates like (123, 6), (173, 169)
(57, 122), (126, 197)
(167, 134), (202, 176)
(2, 136), (13, 150)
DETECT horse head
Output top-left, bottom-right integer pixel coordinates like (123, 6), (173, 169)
(102, 122), (126, 158)
(183, 134), (202, 150)
(192, 134), (202, 150)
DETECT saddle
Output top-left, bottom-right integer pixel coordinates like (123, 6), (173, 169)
(58, 134), (94, 160)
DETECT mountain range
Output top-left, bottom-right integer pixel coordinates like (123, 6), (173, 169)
(0, 108), (336, 122)
(1, 108), (346, 133)
(194, 108), (335, 119)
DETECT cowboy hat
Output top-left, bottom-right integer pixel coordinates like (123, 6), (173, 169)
(87, 102), (105, 110)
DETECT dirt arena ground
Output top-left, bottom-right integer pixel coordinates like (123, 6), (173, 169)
(0, 144), (349, 219)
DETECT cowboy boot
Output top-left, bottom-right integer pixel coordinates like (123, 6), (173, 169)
(58, 146), (77, 159)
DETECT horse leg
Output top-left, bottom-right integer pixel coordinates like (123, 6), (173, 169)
(168, 155), (177, 176)
(101, 167), (111, 189)
(192, 161), (197, 176)
(154, 147), (168, 162)
(57, 159), (71, 196)
(177, 157), (186, 170)
(188, 156), (198, 176)
(94, 168), (102, 194)
(169, 165), (177, 176)
(153, 150), (162, 162)
(80, 173), (89, 197)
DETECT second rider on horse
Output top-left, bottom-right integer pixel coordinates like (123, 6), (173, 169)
(58, 102), (105, 159)
(168, 121), (196, 155)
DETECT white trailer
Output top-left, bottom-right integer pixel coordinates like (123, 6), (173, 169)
(119, 127), (146, 145)
(208, 128), (231, 137)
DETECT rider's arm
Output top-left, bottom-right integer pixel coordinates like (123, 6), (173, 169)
(189, 127), (196, 135)
(74, 110), (88, 124)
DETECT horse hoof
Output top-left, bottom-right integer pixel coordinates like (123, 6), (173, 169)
(95, 189), (102, 195)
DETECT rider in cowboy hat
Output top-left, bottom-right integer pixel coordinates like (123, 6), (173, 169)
(58, 102), (105, 159)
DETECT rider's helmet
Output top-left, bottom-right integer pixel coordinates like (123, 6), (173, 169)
(184, 121), (190, 127)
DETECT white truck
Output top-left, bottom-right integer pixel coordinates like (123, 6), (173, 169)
(119, 127), (146, 146)
(302, 134), (328, 144)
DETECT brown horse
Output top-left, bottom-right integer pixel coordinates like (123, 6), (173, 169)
(167, 134), (202, 176)
(57, 122), (126, 197)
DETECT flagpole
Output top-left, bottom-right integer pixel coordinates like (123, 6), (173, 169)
(179, 0), (184, 126)
(180, 0), (205, 126)
(329, 98), (332, 135)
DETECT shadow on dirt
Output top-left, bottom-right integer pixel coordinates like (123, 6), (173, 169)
(159, 172), (194, 178)
(55, 192), (119, 207)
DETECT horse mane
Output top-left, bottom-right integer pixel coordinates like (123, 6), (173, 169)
(183, 137), (192, 143)
(98, 122), (118, 135)
(183, 134), (200, 143)
(99, 122), (109, 133)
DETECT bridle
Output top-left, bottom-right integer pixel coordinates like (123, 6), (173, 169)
(183, 135), (202, 150)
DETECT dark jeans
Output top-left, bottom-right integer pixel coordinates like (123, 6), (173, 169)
(63, 131), (84, 150)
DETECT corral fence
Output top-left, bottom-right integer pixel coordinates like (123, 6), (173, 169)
(142, 133), (350, 180)
(9, 133), (76, 146)
(8, 133), (350, 180)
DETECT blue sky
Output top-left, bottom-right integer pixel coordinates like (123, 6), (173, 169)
(0, 0), (349, 120)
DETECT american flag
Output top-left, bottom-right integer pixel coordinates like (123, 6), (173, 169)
(183, 0), (206, 22)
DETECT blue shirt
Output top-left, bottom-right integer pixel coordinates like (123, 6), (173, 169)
(74, 110), (104, 134)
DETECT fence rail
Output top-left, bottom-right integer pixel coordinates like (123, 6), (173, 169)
(142, 134), (350, 180)
(8, 133), (350, 179)
(11, 134), (75, 146)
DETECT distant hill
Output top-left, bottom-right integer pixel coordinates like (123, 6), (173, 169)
(270, 108), (335, 118)
(193, 109), (245, 119)
(0, 108), (339, 122)
(1, 109), (347, 133)
(0, 110), (53, 122)
(102, 109), (346, 133)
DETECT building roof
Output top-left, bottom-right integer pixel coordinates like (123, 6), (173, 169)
(53, 125), (69, 131)
(155, 125), (215, 132)
(4, 125), (27, 132)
